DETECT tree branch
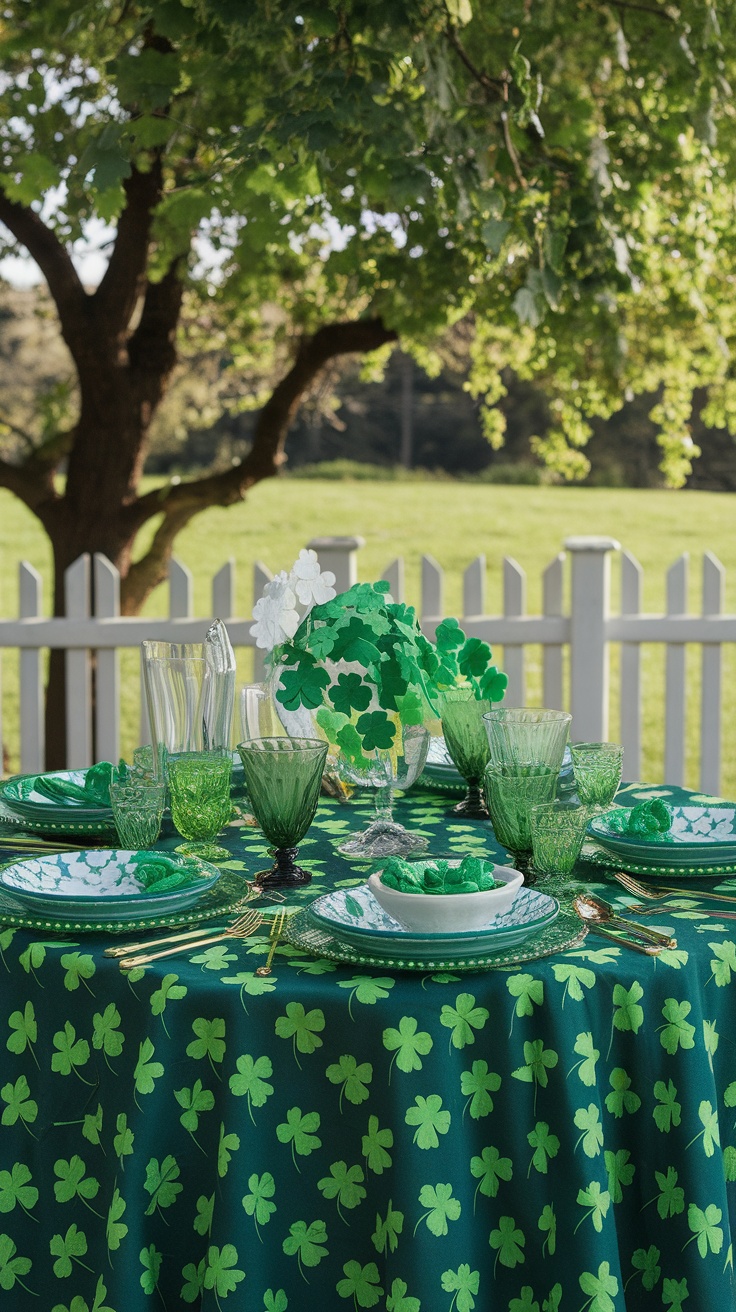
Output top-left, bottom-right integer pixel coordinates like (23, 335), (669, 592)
(0, 191), (88, 353)
(0, 453), (58, 512)
(443, 25), (506, 101)
(606, 0), (674, 18)
(23, 427), (77, 472)
(93, 158), (166, 334)
(128, 259), (185, 401)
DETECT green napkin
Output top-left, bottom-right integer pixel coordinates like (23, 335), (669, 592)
(379, 855), (497, 895)
(130, 854), (202, 895)
(32, 762), (114, 808)
(606, 798), (672, 839)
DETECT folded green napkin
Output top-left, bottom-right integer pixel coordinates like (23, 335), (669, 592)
(130, 854), (202, 894)
(32, 762), (114, 808)
(380, 855), (497, 895)
(605, 798), (672, 839)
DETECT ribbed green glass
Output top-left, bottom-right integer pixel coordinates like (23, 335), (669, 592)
(483, 762), (557, 858)
(570, 742), (624, 808)
(237, 738), (328, 889)
(530, 800), (590, 876)
(168, 751), (233, 845)
(109, 779), (165, 849)
(439, 688), (491, 817)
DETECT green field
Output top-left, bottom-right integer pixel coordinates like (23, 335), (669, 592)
(1, 478), (735, 791)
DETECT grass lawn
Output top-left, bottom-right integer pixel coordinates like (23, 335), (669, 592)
(1, 478), (735, 791)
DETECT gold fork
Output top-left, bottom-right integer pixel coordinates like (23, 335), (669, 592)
(256, 909), (289, 977)
(118, 909), (263, 970)
(613, 870), (736, 905)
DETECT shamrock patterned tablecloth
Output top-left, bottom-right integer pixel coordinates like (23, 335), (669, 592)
(0, 782), (735, 1311)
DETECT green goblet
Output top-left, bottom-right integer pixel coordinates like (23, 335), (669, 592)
(570, 742), (624, 811)
(439, 687), (491, 818)
(529, 799), (591, 881)
(237, 737), (328, 887)
(168, 749), (233, 862)
(483, 762), (558, 881)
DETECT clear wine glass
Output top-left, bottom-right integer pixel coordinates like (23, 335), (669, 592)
(335, 724), (430, 859)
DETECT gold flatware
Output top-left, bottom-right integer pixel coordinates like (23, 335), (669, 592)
(104, 892), (261, 959)
(573, 894), (676, 954)
(613, 870), (736, 906)
(256, 909), (288, 977)
(118, 909), (263, 970)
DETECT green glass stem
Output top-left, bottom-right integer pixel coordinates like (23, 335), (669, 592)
(452, 779), (489, 819)
(255, 846), (313, 889)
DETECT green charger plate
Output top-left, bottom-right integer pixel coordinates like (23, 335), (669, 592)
(583, 843), (736, 879)
(284, 903), (586, 972)
(0, 796), (115, 839)
(0, 868), (258, 935)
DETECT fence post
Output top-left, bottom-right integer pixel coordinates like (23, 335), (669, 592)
(252, 562), (273, 682)
(65, 554), (93, 769)
(307, 536), (365, 593)
(565, 536), (620, 742)
(19, 562), (44, 773)
(93, 554), (121, 764)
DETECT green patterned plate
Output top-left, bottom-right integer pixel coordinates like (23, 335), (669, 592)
(0, 868), (258, 934)
(583, 843), (736, 879)
(284, 903), (586, 971)
(0, 796), (116, 839)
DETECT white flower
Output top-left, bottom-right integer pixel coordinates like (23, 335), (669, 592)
(250, 572), (300, 649)
(289, 549), (337, 607)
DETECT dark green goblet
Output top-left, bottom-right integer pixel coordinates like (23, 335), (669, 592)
(483, 762), (558, 882)
(237, 737), (328, 887)
(439, 687), (491, 818)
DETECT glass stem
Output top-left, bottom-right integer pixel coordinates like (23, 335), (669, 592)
(373, 785), (394, 825)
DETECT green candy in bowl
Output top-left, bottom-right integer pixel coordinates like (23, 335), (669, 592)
(368, 856), (524, 933)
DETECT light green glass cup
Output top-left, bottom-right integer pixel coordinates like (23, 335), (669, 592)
(109, 772), (166, 850)
(530, 800), (591, 879)
(168, 749), (233, 862)
(570, 742), (624, 810)
(483, 761), (558, 879)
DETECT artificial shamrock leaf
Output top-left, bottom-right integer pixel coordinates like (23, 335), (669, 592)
(551, 962), (595, 1005)
(7, 1002), (37, 1061)
(114, 1113), (134, 1166)
(1, 1076), (38, 1132)
(53, 1156), (101, 1213)
(386, 1278), (421, 1312)
(435, 618), (465, 651)
(574, 1104), (603, 1158)
(568, 1032), (599, 1087)
(203, 1244), (245, 1298)
(229, 1054), (274, 1123)
(578, 1261), (619, 1312)
(143, 1155), (183, 1217)
(329, 672), (373, 716)
(372, 1201), (404, 1255)
(0, 1234), (33, 1296)
(91, 1003), (124, 1067)
(191, 944), (239, 971)
(282, 1219), (329, 1278)
(539, 1203), (556, 1256)
(604, 1148), (635, 1203)
(60, 951), (96, 993)
(355, 710), (396, 751)
(724, 1146), (736, 1181)
(242, 1172), (276, 1237)
(51, 1022), (91, 1082)
(383, 1017), (433, 1078)
(106, 1189), (127, 1252)
(685, 1202), (724, 1257)
(275, 1002), (325, 1067)
(458, 637), (493, 679)
(0, 1162), (37, 1216)
(140, 1245), (162, 1296)
(605, 1067), (641, 1118)
(50, 1222), (90, 1277)
(657, 998), (696, 1054)
(336, 722), (370, 766)
(194, 1193), (214, 1238)
(362, 1116), (393, 1174)
(441, 1265), (480, 1312)
(527, 1121), (560, 1175)
(330, 617), (382, 666)
(629, 1246), (661, 1292)
(703, 1019), (719, 1070)
(276, 1107), (321, 1170)
(278, 662), (331, 711)
(440, 993), (489, 1050)
(325, 1054), (373, 1109)
(405, 1094), (451, 1149)
(218, 1124), (240, 1178)
(415, 1182), (461, 1237)
(470, 1145), (513, 1203)
(336, 1260), (383, 1308)
(374, 656), (410, 711)
(186, 1017), (226, 1069)
(489, 1215), (525, 1270)
(460, 1061), (501, 1120)
(575, 1181), (611, 1234)
(133, 1038), (164, 1106)
(149, 974), (187, 1038)
(175, 1079), (215, 1142)
(653, 1079), (682, 1132)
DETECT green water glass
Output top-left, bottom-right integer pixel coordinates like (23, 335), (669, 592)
(570, 741), (624, 810)
(439, 687), (491, 818)
(237, 736), (328, 887)
(483, 762), (558, 879)
(168, 749), (233, 862)
(530, 800), (591, 879)
(109, 772), (165, 849)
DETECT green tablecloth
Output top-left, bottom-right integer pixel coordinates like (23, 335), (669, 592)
(0, 783), (735, 1311)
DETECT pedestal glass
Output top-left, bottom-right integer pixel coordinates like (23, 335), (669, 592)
(439, 687), (491, 818)
(570, 742), (624, 810)
(483, 763), (558, 877)
(336, 725), (430, 859)
(168, 749), (233, 862)
(239, 683), (285, 740)
(237, 737), (328, 887)
(109, 770), (165, 849)
(529, 800), (591, 880)
(483, 707), (572, 775)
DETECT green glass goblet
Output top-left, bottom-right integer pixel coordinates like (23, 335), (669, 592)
(529, 800), (591, 882)
(439, 687), (491, 818)
(168, 749), (233, 862)
(109, 769), (165, 849)
(237, 737), (328, 887)
(569, 742), (624, 811)
(483, 761), (558, 882)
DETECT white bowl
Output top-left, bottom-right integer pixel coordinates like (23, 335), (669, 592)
(368, 863), (524, 934)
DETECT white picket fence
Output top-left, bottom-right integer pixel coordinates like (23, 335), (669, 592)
(0, 533), (734, 790)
